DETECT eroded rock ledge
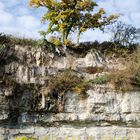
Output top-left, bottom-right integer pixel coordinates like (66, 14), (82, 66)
(0, 45), (140, 140)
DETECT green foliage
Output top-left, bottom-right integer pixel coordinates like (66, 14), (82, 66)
(48, 36), (62, 47)
(29, 0), (118, 44)
(38, 30), (64, 48)
(38, 30), (47, 40)
(64, 39), (74, 46)
(15, 136), (37, 140)
(92, 75), (109, 85)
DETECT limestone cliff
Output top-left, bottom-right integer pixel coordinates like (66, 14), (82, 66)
(0, 44), (140, 140)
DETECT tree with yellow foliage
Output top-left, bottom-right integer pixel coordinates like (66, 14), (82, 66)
(29, 0), (119, 44)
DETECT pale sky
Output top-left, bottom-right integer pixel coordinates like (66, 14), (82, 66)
(0, 0), (140, 42)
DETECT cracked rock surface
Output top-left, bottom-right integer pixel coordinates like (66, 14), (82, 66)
(0, 45), (140, 140)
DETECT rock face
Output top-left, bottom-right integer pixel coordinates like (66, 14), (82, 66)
(0, 45), (140, 140)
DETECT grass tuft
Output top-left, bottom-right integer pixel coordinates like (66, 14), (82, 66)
(47, 70), (90, 98)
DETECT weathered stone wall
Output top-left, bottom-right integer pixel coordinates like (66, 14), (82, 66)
(0, 45), (140, 140)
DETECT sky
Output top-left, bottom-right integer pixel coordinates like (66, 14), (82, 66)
(0, 0), (140, 42)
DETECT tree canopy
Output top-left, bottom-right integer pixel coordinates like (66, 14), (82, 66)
(110, 21), (140, 46)
(29, 0), (119, 44)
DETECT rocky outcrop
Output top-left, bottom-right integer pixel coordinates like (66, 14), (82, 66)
(0, 45), (140, 140)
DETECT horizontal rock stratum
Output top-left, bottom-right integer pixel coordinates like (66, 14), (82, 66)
(0, 44), (140, 140)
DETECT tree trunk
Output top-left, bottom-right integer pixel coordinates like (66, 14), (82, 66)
(77, 29), (81, 45)
(65, 26), (72, 40)
(62, 30), (69, 45)
(62, 30), (66, 44)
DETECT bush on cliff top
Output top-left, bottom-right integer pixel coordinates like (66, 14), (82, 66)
(0, 33), (37, 47)
(46, 70), (91, 98)
(108, 47), (140, 92)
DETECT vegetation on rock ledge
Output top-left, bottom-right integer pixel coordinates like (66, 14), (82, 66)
(46, 70), (91, 98)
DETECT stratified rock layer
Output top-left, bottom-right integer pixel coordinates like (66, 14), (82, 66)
(0, 45), (139, 140)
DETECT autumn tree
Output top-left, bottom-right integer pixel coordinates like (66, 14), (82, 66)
(29, 0), (118, 44)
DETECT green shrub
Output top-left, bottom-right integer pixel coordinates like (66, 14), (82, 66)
(48, 36), (62, 47)
(92, 75), (109, 85)
(64, 39), (75, 46)
(15, 136), (37, 140)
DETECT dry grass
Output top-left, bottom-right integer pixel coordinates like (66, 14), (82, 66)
(47, 70), (90, 98)
(128, 47), (140, 86)
(108, 47), (140, 92)
(0, 76), (16, 87)
(108, 69), (133, 92)
(84, 66), (105, 74)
